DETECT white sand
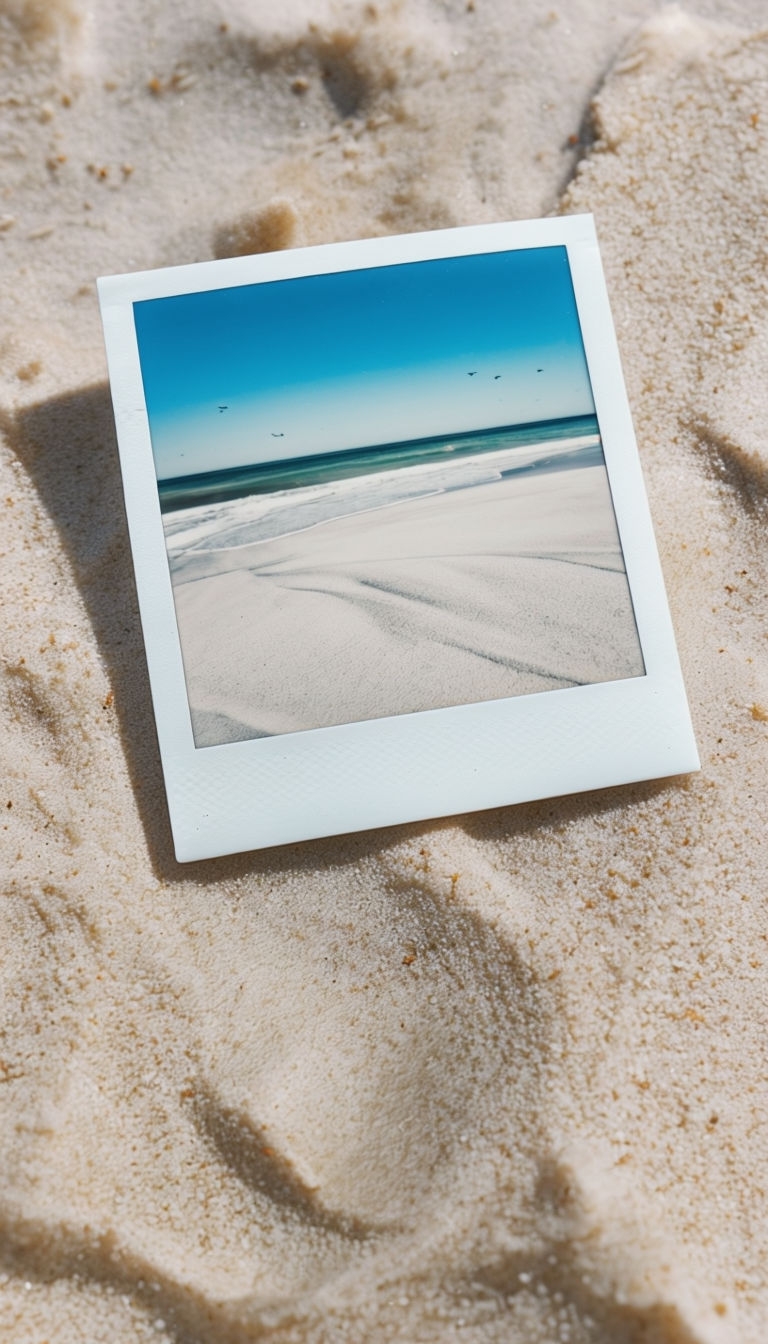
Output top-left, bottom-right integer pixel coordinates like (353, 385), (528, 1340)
(172, 460), (643, 743)
(3, 1), (768, 1341)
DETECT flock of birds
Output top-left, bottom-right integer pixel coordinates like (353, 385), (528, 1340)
(218, 406), (283, 436)
(214, 367), (544, 436)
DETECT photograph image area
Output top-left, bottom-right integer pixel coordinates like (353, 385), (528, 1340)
(134, 247), (645, 748)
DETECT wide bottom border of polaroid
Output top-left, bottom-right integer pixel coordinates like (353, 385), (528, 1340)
(161, 668), (699, 862)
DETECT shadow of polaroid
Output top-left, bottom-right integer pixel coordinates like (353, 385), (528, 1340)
(9, 383), (180, 873)
(459, 772), (688, 849)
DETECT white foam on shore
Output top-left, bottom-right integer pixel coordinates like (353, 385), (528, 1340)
(163, 434), (602, 562)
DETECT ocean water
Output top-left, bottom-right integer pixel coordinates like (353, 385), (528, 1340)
(163, 421), (605, 569)
(158, 415), (599, 513)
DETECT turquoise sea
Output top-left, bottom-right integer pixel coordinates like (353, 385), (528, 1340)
(157, 414), (599, 514)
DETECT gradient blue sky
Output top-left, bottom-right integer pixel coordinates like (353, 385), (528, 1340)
(133, 246), (595, 481)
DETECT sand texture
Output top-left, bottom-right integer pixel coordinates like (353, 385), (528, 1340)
(169, 450), (643, 743)
(2, 1), (768, 1341)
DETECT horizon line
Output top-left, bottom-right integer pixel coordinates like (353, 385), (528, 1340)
(157, 412), (599, 491)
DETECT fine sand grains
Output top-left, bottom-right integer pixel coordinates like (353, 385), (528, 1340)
(2, 2), (768, 1343)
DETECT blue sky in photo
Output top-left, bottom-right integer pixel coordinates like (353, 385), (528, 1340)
(133, 246), (595, 481)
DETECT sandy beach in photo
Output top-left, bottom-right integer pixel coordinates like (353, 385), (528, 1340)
(4, 0), (768, 1340)
(166, 439), (644, 743)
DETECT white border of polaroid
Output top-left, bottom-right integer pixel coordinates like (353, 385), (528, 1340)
(98, 215), (698, 862)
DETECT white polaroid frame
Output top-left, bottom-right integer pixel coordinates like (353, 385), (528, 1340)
(98, 215), (698, 862)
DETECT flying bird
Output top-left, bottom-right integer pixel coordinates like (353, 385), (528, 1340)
(467, 371), (477, 376)
(536, 368), (543, 373)
(271, 432), (285, 437)
(218, 405), (228, 412)
(494, 375), (501, 380)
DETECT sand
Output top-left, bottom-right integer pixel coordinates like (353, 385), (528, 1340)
(170, 455), (643, 743)
(2, 1), (768, 1341)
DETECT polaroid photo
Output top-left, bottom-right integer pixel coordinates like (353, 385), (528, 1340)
(98, 215), (699, 862)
